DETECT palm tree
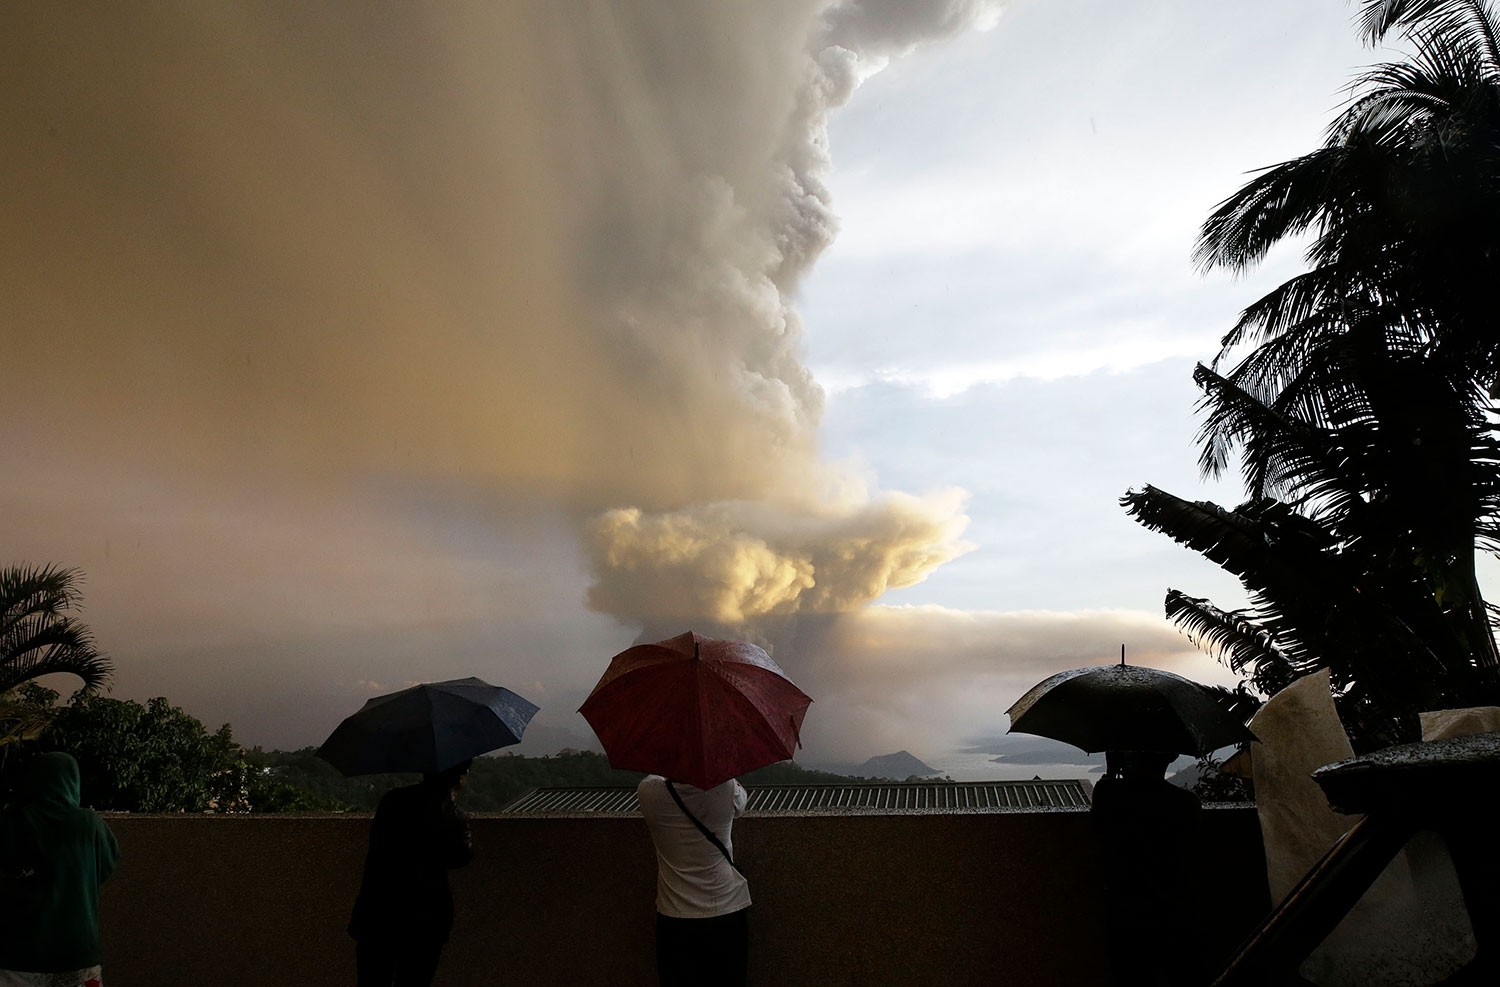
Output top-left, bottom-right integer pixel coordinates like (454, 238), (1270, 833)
(1124, 473), (1494, 749)
(1128, 343), (1500, 746)
(1, 565), (111, 750)
(1197, 0), (1500, 388)
(1126, 1), (1500, 747)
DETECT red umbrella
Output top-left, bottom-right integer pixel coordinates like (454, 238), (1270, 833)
(578, 631), (813, 790)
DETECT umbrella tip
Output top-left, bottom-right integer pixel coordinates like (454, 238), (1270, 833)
(1120, 643), (1126, 667)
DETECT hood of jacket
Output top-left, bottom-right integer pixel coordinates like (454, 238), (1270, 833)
(18, 751), (82, 809)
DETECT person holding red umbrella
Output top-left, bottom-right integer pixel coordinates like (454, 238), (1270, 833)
(637, 774), (751, 987)
(579, 631), (812, 987)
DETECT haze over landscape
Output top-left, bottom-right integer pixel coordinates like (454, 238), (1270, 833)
(3, 2), (1390, 774)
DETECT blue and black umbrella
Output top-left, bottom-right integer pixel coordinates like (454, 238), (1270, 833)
(316, 677), (540, 776)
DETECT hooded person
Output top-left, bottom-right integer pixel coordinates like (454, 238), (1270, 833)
(0, 752), (121, 987)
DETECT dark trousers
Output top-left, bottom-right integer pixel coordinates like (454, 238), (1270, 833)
(656, 908), (749, 987)
(355, 936), (445, 987)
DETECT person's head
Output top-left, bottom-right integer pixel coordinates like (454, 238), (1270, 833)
(1104, 750), (1175, 782)
(16, 751), (82, 806)
(423, 758), (472, 794)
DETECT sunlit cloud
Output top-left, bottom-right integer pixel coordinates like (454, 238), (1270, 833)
(585, 491), (973, 624)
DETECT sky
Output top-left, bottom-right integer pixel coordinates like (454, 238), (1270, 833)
(2, 1), (1383, 772)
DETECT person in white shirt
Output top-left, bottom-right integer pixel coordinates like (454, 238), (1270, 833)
(636, 774), (751, 987)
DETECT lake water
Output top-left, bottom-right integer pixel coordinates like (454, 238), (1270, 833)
(927, 748), (1102, 782)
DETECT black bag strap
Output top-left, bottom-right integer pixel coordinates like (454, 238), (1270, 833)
(665, 779), (744, 878)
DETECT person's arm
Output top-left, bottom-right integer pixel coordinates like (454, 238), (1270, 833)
(96, 817), (120, 884)
(437, 799), (473, 869)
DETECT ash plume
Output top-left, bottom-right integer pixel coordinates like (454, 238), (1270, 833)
(1, 1), (1016, 758)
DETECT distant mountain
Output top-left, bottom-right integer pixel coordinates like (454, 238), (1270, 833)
(506, 721), (603, 757)
(858, 750), (938, 780)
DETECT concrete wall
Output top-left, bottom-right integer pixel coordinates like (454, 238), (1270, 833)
(97, 808), (1269, 986)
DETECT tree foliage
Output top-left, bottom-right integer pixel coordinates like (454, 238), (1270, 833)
(3, 686), (339, 813)
(249, 748), (886, 813)
(244, 747), (647, 813)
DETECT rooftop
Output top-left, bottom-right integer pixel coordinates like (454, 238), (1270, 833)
(500, 779), (1094, 815)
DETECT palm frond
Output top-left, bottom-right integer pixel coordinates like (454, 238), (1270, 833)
(1359, 0), (1500, 73)
(1163, 590), (1302, 696)
(1122, 487), (1456, 692)
(1214, 266), (1354, 358)
(1337, 77), (1454, 139)
(0, 564), (111, 693)
(1195, 148), (1350, 273)
(0, 564), (84, 638)
(0, 698), (56, 750)
(1121, 487), (1337, 608)
(1193, 366), (1369, 523)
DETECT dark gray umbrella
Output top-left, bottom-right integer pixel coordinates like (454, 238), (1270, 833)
(1006, 663), (1255, 756)
(316, 677), (539, 775)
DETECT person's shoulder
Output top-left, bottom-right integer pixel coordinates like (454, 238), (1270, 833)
(377, 783), (424, 810)
(1165, 782), (1202, 810)
(1089, 778), (1120, 810)
(40, 804), (111, 841)
(636, 775), (672, 818)
(702, 779), (739, 801)
(81, 805), (113, 827)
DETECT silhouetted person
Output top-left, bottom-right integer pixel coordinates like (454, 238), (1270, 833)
(1091, 750), (1202, 987)
(0, 752), (120, 987)
(637, 775), (750, 987)
(348, 760), (473, 987)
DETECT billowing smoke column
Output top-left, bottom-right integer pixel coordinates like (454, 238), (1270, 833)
(3, 0), (1006, 527)
(578, 0), (1013, 626)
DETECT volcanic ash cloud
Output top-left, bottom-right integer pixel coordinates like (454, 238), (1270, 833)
(0, 1), (1011, 748)
(2, 0), (1009, 509)
(585, 491), (973, 625)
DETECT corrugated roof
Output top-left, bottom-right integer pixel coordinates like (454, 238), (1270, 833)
(499, 780), (1093, 816)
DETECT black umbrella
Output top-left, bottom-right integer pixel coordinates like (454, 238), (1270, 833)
(1006, 660), (1255, 757)
(316, 677), (540, 776)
